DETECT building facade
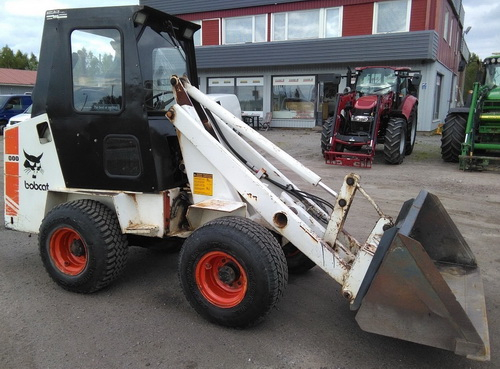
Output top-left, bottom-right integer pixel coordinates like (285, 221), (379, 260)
(0, 68), (36, 95)
(142, 0), (468, 131)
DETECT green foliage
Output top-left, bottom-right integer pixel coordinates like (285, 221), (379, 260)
(0, 45), (38, 70)
(72, 47), (116, 81)
(464, 53), (482, 96)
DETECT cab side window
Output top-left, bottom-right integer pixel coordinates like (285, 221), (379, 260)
(8, 97), (22, 110)
(71, 29), (123, 113)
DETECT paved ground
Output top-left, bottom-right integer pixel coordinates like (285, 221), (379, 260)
(1, 130), (499, 369)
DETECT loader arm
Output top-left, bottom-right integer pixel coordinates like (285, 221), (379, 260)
(167, 76), (490, 361)
(168, 76), (387, 292)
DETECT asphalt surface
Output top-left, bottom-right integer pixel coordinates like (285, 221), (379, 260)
(1, 130), (499, 369)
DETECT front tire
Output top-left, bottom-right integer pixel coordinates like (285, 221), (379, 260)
(384, 117), (407, 164)
(441, 113), (466, 162)
(178, 217), (288, 328)
(321, 117), (334, 154)
(405, 107), (418, 155)
(39, 200), (129, 293)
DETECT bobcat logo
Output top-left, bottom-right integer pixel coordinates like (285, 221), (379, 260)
(24, 151), (44, 179)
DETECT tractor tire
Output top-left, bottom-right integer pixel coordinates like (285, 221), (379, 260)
(405, 107), (418, 155)
(283, 243), (316, 274)
(178, 216), (288, 328)
(383, 117), (407, 164)
(441, 113), (467, 162)
(321, 117), (334, 154)
(39, 200), (129, 293)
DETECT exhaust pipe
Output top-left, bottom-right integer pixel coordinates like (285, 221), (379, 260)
(353, 190), (490, 361)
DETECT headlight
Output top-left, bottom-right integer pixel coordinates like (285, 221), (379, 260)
(352, 115), (373, 123)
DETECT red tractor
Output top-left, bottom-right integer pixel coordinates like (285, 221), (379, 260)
(321, 66), (421, 167)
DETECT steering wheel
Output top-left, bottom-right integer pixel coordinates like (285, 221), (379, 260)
(146, 91), (174, 110)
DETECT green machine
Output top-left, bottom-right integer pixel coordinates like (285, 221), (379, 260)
(441, 54), (500, 170)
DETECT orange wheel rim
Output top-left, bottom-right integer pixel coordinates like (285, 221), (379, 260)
(195, 251), (247, 308)
(49, 227), (88, 276)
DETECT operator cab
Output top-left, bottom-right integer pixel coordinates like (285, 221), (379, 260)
(484, 55), (500, 87)
(33, 6), (200, 192)
(355, 67), (398, 95)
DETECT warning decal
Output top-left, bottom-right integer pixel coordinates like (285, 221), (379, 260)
(5, 126), (20, 216)
(193, 173), (213, 196)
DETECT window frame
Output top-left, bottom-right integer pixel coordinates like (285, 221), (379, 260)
(222, 14), (267, 45)
(192, 20), (202, 46)
(372, 0), (412, 35)
(207, 76), (264, 113)
(448, 18), (454, 46)
(443, 11), (449, 41)
(324, 7), (343, 38)
(70, 28), (124, 115)
(271, 75), (317, 120)
(271, 7), (342, 41)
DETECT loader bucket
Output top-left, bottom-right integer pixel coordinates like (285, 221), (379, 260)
(353, 190), (490, 361)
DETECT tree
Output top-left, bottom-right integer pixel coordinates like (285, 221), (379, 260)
(463, 53), (482, 98)
(0, 45), (38, 70)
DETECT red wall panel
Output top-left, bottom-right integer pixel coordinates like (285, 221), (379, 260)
(202, 19), (220, 45)
(343, 3), (373, 36)
(410, 0), (427, 31)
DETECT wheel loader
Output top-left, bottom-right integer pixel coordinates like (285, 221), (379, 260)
(441, 53), (500, 170)
(3, 6), (490, 360)
(321, 66), (421, 167)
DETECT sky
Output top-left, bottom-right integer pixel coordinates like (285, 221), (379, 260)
(0, 0), (499, 60)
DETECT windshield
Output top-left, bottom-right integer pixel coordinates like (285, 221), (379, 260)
(0, 96), (10, 107)
(138, 26), (188, 112)
(485, 64), (500, 87)
(355, 68), (397, 95)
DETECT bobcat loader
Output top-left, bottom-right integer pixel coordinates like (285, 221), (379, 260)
(3, 6), (489, 360)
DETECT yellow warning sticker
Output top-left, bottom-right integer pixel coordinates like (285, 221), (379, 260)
(193, 173), (213, 196)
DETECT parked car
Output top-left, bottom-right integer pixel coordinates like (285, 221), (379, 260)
(0, 94), (32, 135)
(6, 104), (32, 129)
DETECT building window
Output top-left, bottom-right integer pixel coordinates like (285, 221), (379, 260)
(272, 76), (316, 119)
(433, 73), (443, 120)
(208, 77), (264, 113)
(272, 8), (342, 41)
(448, 19), (454, 46)
(223, 15), (266, 44)
(325, 8), (342, 38)
(71, 29), (122, 113)
(192, 21), (202, 46)
(237, 78), (264, 112)
(443, 11), (449, 41)
(373, 0), (411, 34)
(208, 78), (235, 94)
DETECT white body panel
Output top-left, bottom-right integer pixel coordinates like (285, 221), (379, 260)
(4, 114), (65, 233)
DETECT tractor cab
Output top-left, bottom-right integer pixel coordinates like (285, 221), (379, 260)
(483, 55), (500, 87)
(355, 67), (398, 96)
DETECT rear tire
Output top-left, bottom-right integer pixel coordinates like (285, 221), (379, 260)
(441, 113), (466, 162)
(39, 200), (129, 293)
(178, 217), (288, 328)
(283, 243), (316, 274)
(384, 117), (407, 164)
